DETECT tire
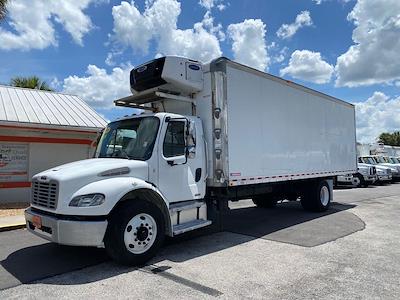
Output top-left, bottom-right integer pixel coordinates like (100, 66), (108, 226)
(301, 180), (331, 212)
(252, 196), (277, 208)
(104, 199), (165, 266)
(355, 174), (365, 188)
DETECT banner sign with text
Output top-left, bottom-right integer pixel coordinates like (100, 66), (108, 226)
(0, 143), (29, 182)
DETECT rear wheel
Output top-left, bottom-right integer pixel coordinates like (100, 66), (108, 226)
(252, 196), (277, 208)
(301, 180), (331, 212)
(104, 199), (165, 266)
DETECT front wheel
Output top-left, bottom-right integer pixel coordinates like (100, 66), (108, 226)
(104, 199), (165, 266)
(354, 174), (365, 188)
(301, 180), (331, 212)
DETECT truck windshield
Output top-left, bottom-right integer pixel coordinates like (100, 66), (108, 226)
(95, 117), (160, 160)
(375, 156), (386, 163)
(362, 157), (376, 165)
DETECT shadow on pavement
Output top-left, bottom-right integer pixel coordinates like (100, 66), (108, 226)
(221, 201), (364, 247)
(0, 241), (108, 290)
(0, 201), (362, 289)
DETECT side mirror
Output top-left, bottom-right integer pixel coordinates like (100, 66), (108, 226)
(186, 121), (196, 159)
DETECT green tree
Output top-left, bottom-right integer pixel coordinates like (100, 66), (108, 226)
(0, 0), (7, 21)
(378, 131), (400, 146)
(10, 76), (54, 91)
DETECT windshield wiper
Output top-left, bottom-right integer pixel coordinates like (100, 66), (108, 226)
(108, 149), (132, 159)
(120, 149), (133, 159)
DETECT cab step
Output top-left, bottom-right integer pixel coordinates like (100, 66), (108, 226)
(169, 200), (212, 235)
(169, 200), (205, 212)
(173, 219), (212, 235)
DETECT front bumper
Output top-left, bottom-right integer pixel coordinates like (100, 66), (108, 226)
(377, 175), (392, 182)
(363, 175), (377, 183)
(25, 208), (108, 247)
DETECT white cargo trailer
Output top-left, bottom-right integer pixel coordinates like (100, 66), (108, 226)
(25, 56), (357, 265)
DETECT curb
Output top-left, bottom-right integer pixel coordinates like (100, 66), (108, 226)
(0, 223), (26, 232)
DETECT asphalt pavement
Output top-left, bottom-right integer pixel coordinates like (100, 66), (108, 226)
(1, 183), (400, 299)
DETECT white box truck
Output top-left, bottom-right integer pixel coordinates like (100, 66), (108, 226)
(25, 56), (357, 265)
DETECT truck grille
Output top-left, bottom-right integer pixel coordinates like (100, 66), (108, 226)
(370, 166), (376, 175)
(31, 180), (58, 209)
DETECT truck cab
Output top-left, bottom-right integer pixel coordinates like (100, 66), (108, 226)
(354, 163), (377, 187)
(358, 157), (393, 183)
(26, 57), (211, 265)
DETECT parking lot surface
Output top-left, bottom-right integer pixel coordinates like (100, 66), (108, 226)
(1, 183), (400, 299)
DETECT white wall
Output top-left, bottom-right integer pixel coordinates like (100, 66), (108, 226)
(28, 143), (91, 178)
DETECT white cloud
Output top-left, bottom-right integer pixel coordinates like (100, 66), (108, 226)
(335, 0), (400, 87)
(199, 0), (226, 11)
(313, 0), (353, 4)
(0, 0), (101, 50)
(63, 64), (132, 109)
(274, 46), (289, 63)
(280, 50), (334, 84)
(217, 4), (226, 11)
(354, 92), (400, 143)
(111, 0), (222, 63)
(201, 11), (225, 41)
(276, 11), (313, 40)
(227, 19), (269, 71)
(111, 1), (155, 54)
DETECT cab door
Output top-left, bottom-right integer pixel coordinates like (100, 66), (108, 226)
(157, 117), (206, 203)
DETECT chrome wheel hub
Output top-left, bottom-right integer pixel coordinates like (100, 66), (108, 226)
(320, 185), (330, 206)
(124, 213), (157, 254)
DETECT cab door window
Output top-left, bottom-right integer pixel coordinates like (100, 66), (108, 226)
(163, 121), (185, 158)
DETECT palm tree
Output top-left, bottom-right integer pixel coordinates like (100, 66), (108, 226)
(10, 76), (54, 91)
(0, 0), (7, 21)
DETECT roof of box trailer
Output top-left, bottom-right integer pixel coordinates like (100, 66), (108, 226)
(208, 57), (354, 108)
(0, 85), (107, 130)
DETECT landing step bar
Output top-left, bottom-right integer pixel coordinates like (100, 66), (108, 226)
(169, 200), (205, 213)
(173, 219), (212, 235)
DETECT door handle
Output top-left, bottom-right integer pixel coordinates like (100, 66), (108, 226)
(195, 168), (202, 182)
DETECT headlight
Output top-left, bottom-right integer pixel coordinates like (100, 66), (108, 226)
(69, 193), (105, 207)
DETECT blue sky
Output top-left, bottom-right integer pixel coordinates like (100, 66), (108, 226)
(0, 0), (399, 143)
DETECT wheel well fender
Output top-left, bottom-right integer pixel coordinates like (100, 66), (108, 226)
(111, 188), (172, 236)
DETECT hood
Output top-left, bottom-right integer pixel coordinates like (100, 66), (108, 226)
(32, 159), (149, 211)
(374, 165), (392, 174)
(378, 163), (400, 172)
(377, 163), (399, 172)
(358, 163), (371, 170)
(358, 163), (372, 168)
(34, 158), (148, 182)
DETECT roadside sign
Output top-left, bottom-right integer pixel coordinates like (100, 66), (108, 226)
(0, 143), (29, 182)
